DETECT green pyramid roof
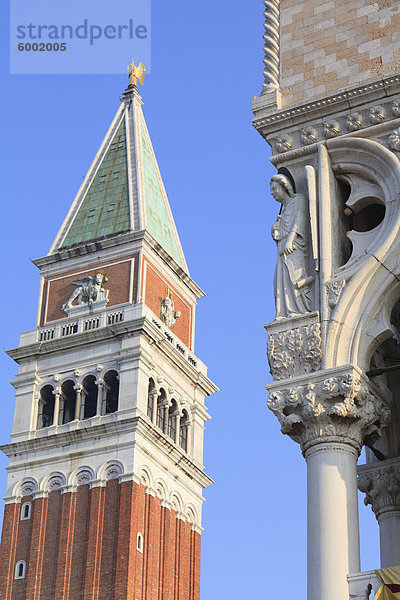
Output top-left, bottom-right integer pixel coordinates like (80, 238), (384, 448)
(52, 88), (187, 272)
(140, 122), (182, 266)
(61, 119), (130, 247)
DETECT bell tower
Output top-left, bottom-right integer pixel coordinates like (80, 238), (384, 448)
(253, 2), (400, 599)
(0, 73), (217, 600)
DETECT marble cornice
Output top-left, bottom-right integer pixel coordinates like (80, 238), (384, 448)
(252, 75), (400, 159)
(253, 74), (400, 132)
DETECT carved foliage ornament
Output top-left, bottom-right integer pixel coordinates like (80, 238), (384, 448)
(324, 120), (341, 139)
(325, 279), (345, 308)
(276, 135), (293, 154)
(267, 372), (391, 450)
(267, 323), (322, 381)
(346, 112), (363, 132)
(369, 105), (386, 125)
(358, 464), (400, 517)
(301, 127), (318, 146)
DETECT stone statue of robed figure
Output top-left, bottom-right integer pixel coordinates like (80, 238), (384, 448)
(270, 174), (313, 319)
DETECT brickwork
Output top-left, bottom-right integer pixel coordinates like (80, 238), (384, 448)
(0, 480), (202, 600)
(25, 498), (46, 598)
(54, 492), (77, 599)
(144, 259), (193, 349)
(40, 254), (138, 325)
(0, 503), (20, 600)
(280, 0), (400, 107)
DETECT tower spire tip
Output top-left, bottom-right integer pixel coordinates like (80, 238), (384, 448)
(127, 59), (145, 88)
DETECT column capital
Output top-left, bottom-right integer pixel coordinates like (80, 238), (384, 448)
(267, 365), (391, 454)
(358, 457), (400, 520)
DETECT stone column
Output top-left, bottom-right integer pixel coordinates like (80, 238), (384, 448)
(52, 387), (62, 426)
(267, 364), (391, 600)
(185, 421), (192, 455)
(151, 392), (159, 425)
(74, 384), (83, 421)
(174, 411), (181, 445)
(358, 458), (400, 568)
(162, 400), (169, 435)
(95, 379), (104, 416)
(305, 442), (360, 600)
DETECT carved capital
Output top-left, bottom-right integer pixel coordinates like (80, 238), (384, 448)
(267, 366), (391, 453)
(358, 457), (400, 519)
(267, 321), (322, 381)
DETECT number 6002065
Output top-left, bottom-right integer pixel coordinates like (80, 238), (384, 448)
(18, 43), (67, 51)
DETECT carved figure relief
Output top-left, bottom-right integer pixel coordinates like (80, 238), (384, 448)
(267, 323), (322, 381)
(161, 292), (181, 328)
(62, 271), (109, 312)
(270, 174), (313, 319)
(389, 128), (400, 152)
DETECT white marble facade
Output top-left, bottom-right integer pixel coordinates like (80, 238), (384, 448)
(254, 21), (400, 597)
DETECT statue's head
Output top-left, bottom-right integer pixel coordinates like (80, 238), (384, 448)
(270, 174), (295, 203)
(95, 271), (107, 284)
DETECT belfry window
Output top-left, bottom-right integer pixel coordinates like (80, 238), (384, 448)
(60, 380), (76, 424)
(156, 389), (166, 431)
(104, 370), (119, 414)
(82, 375), (98, 419)
(168, 400), (178, 441)
(21, 502), (32, 521)
(37, 385), (55, 429)
(14, 560), (26, 579)
(147, 379), (156, 421)
(179, 410), (189, 452)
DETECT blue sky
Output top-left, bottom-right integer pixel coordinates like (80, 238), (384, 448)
(0, 1), (380, 597)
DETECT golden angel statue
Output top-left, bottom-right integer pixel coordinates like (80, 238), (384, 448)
(127, 60), (145, 87)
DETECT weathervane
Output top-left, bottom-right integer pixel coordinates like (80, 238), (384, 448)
(127, 60), (145, 87)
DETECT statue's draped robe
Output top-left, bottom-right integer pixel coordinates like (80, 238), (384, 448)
(273, 193), (311, 318)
